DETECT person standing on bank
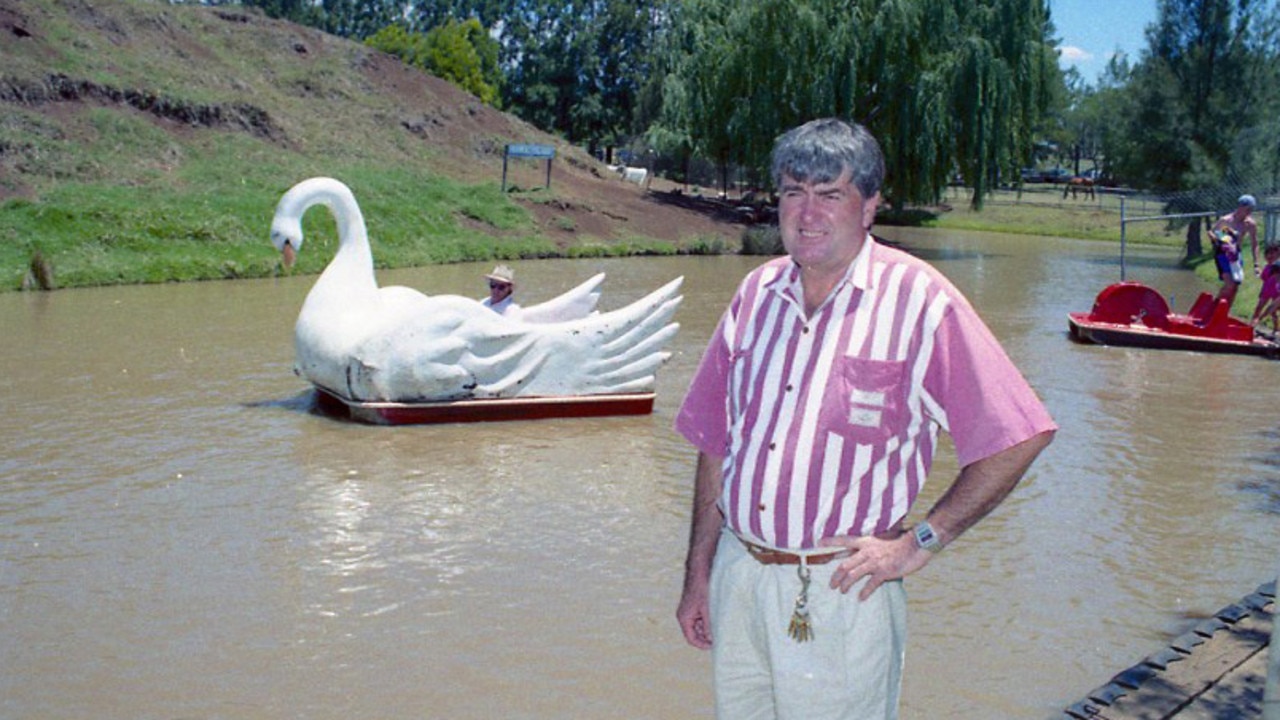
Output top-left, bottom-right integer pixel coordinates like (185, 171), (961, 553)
(674, 118), (1056, 720)
(1212, 194), (1260, 277)
(481, 264), (521, 317)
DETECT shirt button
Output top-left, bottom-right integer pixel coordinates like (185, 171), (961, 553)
(768, 441), (777, 450)
(802, 326), (810, 334)
(758, 503), (767, 511)
(785, 384), (794, 392)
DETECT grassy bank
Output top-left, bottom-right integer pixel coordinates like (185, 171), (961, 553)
(3, 164), (518, 289)
(923, 186), (1273, 318)
(14, 177), (1263, 317)
(921, 186), (1193, 248)
(3, 177), (1216, 291)
(1, 161), (721, 291)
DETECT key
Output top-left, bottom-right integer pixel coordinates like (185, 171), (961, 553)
(787, 563), (813, 642)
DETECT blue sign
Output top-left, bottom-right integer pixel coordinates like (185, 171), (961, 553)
(506, 143), (556, 159)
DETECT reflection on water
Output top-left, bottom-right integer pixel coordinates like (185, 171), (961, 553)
(1, 237), (1277, 719)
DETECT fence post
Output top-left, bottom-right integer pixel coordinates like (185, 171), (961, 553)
(1186, 216), (1203, 260)
(1120, 195), (1127, 281)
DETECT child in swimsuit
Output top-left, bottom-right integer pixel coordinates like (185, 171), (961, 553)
(1213, 227), (1244, 282)
(1211, 227), (1244, 306)
(1252, 244), (1280, 330)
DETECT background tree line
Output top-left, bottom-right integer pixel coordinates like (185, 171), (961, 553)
(204, 0), (1280, 211)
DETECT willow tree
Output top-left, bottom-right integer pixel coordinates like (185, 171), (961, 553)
(936, 0), (1055, 206)
(648, 0), (1054, 208)
(647, 0), (858, 194)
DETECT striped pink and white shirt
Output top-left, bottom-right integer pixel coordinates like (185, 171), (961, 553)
(676, 236), (1056, 550)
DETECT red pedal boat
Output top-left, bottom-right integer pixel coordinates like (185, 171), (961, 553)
(1068, 281), (1280, 357)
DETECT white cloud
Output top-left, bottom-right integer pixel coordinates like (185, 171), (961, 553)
(1058, 45), (1092, 62)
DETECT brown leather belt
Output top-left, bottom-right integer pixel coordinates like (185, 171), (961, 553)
(738, 537), (851, 566)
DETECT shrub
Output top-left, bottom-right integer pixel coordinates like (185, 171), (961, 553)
(741, 224), (783, 255)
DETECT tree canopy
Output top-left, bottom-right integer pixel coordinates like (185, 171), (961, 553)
(366, 19), (502, 106)
(230, 0), (1280, 205)
(498, 0), (661, 150)
(646, 0), (1055, 208)
(1078, 0), (1280, 198)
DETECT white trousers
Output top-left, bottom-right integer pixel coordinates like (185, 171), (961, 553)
(709, 530), (907, 720)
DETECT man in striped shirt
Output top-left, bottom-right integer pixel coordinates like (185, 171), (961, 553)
(675, 118), (1056, 720)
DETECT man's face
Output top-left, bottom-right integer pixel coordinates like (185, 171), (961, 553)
(777, 171), (879, 277)
(488, 280), (513, 303)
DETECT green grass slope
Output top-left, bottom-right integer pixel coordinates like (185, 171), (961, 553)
(0, 0), (739, 290)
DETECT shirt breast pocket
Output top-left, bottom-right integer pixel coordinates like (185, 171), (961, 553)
(819, 356), (909, 444)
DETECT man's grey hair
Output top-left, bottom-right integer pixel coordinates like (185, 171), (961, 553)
(770, 118), (884, 198)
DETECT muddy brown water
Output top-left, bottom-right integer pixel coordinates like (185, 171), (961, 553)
(3, 229), (1278, 718)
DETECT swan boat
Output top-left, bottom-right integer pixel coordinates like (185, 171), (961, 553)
(1067, 281), (1280, 358)
(270, 177), (685, 424)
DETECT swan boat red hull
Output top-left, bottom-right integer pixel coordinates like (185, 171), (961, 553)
(1067, 281), (1280, 358)
(313, 386), (656, 425)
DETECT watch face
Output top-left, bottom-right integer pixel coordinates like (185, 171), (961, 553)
(914, 522), (941, 552)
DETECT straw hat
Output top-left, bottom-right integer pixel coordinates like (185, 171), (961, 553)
(485, 264), (515, 285)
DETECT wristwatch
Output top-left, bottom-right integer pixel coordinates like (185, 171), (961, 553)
(912, 521), (943, 553)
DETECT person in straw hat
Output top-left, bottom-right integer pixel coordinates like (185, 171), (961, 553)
(481, 264), (521, 317)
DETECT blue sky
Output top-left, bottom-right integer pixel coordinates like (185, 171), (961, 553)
(1049, 0), (1157, 83)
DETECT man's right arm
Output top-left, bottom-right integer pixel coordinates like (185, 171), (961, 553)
(677, 451), (725, 650)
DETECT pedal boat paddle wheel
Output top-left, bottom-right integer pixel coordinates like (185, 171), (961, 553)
(1067, 281), (1279, 358)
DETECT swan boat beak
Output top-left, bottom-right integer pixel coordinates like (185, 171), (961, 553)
(281, 240), (297, 270)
